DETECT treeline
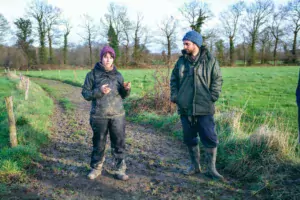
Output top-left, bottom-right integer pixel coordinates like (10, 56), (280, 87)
(0, 0), (300, 69)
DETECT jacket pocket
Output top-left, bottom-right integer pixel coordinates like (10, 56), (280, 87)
(177, 80), (192, 109)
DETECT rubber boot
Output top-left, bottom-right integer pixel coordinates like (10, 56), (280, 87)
(115, 159), (129, 181)
(183, 145), (201, 175)
(87, 157), (105, 180)
(205, 147), (224, 181)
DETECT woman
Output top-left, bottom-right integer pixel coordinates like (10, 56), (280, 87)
(82, 45), (131, 181)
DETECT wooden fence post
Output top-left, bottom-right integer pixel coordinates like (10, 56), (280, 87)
(25, 78), (30, 100)
(4, 96), (17, 147)
(73, 70), (78, 81)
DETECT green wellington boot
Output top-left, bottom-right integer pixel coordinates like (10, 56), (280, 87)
(184, 145), (202, 175)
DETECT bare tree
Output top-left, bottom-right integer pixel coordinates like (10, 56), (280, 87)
(179, 0), (213, 33)
(79, 14), (97, 66)
(0, 13), (9, 45)
(119, 10), (133, 66)
(238, 29), (249, 66)
(268, 8), (286, 65)
(28, 0), (48, 64)
(243, 0), (274, 65)
(132, 13), (143, 64)
(220, 1), (245, 66)
(158, 16), (177, 70)
(259, 28), (272, 64)
(14, 18), (34, 68)
(62, 20), (71, 65)
(132, 13), (149, 65)
(44, 4), (62, 64)
(101, 3), (128, 41)
(202, 28), (219, 52)
(285, 0), (300, 63)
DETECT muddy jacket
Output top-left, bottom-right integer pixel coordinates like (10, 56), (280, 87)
(170, 46), (223, 115)
(82, 62), (130, 118)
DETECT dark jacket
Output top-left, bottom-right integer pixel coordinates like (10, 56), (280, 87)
(297, 70), (300, 107)
(82, 62), (130, 118)
(170, 46), (223, 115)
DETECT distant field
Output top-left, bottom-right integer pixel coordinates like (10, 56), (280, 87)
(23, 66), (299, 133)
(22, 69), (154, 95)
(220, 67), (298, 133)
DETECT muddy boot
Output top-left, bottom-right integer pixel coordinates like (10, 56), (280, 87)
(87, 157), (105, 180)
(205, 147), (224, 181)
(115, 159), (129, 181)
(184, 145), (201, 175)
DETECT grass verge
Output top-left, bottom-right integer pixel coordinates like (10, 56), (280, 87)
(0, 73), (53, 187)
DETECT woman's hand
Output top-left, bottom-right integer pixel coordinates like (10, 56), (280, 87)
(123, 82), (131, 91)
(101, 84), (111, 94)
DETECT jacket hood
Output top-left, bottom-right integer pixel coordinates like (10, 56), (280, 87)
(182, 45), (208, 64)
(94, 62), (117, 73)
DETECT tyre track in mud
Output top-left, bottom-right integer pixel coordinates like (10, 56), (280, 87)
(25, 78), (251, 200)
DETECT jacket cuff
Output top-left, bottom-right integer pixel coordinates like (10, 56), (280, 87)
(210, 92), (218, 102)
(171, 95), (177, 103)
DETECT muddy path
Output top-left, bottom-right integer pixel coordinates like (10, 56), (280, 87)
(12, 78), (252, 199)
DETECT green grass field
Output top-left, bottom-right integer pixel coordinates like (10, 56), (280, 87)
(3, 67), (300, 198)
(220, 67), (298, 133)
(24, 66), (299, 134)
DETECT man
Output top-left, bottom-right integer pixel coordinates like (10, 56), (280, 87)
(170, 30), (224, 180)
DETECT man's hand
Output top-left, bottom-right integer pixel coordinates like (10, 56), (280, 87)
(101, 84), (111, 94)
(123, 82), (131, 91)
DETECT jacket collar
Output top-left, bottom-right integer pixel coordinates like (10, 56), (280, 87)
(94, 62), (117, 74)
(182, 46), (207, 64)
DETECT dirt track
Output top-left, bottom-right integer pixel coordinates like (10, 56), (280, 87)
(8, 78), (251, 200)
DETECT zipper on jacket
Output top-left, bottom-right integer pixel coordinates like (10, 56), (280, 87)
(193, 65), (197, 115)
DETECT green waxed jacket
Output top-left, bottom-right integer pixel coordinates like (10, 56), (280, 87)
(170, 46), (223, 115)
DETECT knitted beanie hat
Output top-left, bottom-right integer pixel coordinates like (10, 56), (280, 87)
(182, 30), (203, 48)
(100, 45), (115, 61)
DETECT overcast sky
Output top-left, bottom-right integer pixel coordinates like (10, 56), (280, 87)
(0, 0), (289, 52)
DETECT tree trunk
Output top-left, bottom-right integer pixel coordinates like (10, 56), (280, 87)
(133, 29), (139, 64)
(261, 46), (264, 64)
(250, 35), (256, 66)
(229, 36), (235, 66)
(88, 37), (92, 66)
(48, 30), (53, 64)
(125, 45), (129, 66)
(4, 96), (17, 147)
(292, 30), (298, 63)
(63, 34), (68, 65)
(243, 42), (246, 66)
(273, 38), (278, 66)
(38, 20), (46, 65)
(26, 53), (30, 69)
(167, 37), (171, 66)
